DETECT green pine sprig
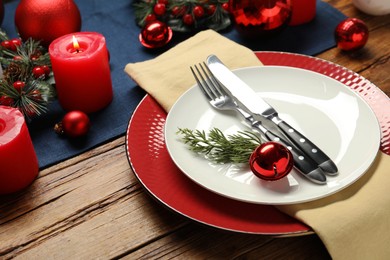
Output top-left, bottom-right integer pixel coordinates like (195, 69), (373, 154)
(177, 128), (262, 164)
(0, 28), (55, 120)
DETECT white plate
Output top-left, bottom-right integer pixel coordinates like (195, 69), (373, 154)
(164, 66), (381, 205)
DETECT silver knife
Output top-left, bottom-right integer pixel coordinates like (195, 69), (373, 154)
(206, 54), (338, 175)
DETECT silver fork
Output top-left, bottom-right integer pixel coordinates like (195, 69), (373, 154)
(190, 63), (327, 184)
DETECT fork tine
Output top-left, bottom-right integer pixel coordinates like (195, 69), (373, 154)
(202, 62), (225, 98)
(190, 65), (213, 101)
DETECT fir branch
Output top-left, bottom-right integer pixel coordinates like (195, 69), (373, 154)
(177, 128), (261, 164)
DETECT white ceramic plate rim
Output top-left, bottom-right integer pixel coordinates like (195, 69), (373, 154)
(164, 66), (381, 205)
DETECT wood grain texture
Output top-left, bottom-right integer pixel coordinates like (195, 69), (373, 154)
(0, 1), (389, 259)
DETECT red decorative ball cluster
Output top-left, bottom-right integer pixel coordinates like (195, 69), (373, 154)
(134, 0), (232, 45)
(144, 0), (228, 27)
(0, 34), (54, 119)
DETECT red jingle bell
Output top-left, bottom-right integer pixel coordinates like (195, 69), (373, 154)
(249, 142), (293, 181)
(335, 18), (369, 51)
(139, 21), (172, 48)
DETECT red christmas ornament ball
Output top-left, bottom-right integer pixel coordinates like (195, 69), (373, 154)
(249, 142), (293, 181)
(139, 21), (172, 48)
(60, 111), (90, 138)
(229, 0), (292, 38)
(15, 0), (81, 47)
(335, 18), (369, 51)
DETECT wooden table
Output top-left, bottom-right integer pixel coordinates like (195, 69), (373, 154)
(1, 1), (389, 259)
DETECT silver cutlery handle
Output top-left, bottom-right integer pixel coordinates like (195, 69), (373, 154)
(273, 118), (338, 175)
(252, 122), (327, 184)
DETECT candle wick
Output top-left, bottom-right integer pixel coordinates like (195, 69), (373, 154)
(76, 49), (80, 53)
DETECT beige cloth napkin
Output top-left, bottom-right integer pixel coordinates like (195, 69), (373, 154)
(125, 30), (262, 112)
(125, 29), (390, 259)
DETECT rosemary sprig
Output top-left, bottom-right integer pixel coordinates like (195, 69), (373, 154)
(177, 128), (262, 164)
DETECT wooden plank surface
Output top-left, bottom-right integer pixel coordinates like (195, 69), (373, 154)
(1, 1), (389, 259)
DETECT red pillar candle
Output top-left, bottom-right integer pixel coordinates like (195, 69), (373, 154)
(49, 32), (113, 113)
(0, 106), (39, 195)
(289, 0), (316, 26)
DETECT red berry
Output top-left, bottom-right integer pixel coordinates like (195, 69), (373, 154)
(193, 5), (205, 18)
(13, 56), (23, 61)
(171, 6), (186, 16)
(222, 3), (229, 11)
(32, 66), (46, 78)
(145, 13), (157, 23)
(0, 95), (14, 106)
(1, 40), (11, 50)
(183, 14), (194, 25)
(207, 4), (216, 15)
(13, 81), (26, 92)
(249, 142), (293, 181)
(41, 65), (51, 76)
(153, 3), (166, 16)
(30, 90), (42, 101)
(11, 38), (22, 47)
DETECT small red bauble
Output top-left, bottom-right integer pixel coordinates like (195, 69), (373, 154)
(14, 0), (81, 46)
(57, 111), (90, 138)
(335, 18), (369, 51)
(249, 142), (293, 181)
(139, 21), (173, 48)
(229, 0), (292, 38)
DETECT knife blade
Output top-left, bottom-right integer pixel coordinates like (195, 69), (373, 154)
(206, 54), (338, 175)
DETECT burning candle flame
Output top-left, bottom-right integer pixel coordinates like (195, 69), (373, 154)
(72, 35), (80, 53)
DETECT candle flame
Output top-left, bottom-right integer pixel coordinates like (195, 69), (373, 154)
(72, 35), (80, 52)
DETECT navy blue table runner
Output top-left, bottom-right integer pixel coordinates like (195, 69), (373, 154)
(1, 0), (346, 169)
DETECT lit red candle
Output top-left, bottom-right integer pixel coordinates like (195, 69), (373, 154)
(0, 106), (39, 195)
(49, 32), (113, 113)
(289, 0), (316, 26)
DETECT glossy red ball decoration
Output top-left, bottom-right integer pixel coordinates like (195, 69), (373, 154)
(139, 21), (172, 48)
(229, 0), (292, 38)
(61, 111), (90, 138)
(13, 81), (25, 92)
(14, 0), (81, 47)
(249, 142), (293, 181)
(335, 18), (369, 51)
